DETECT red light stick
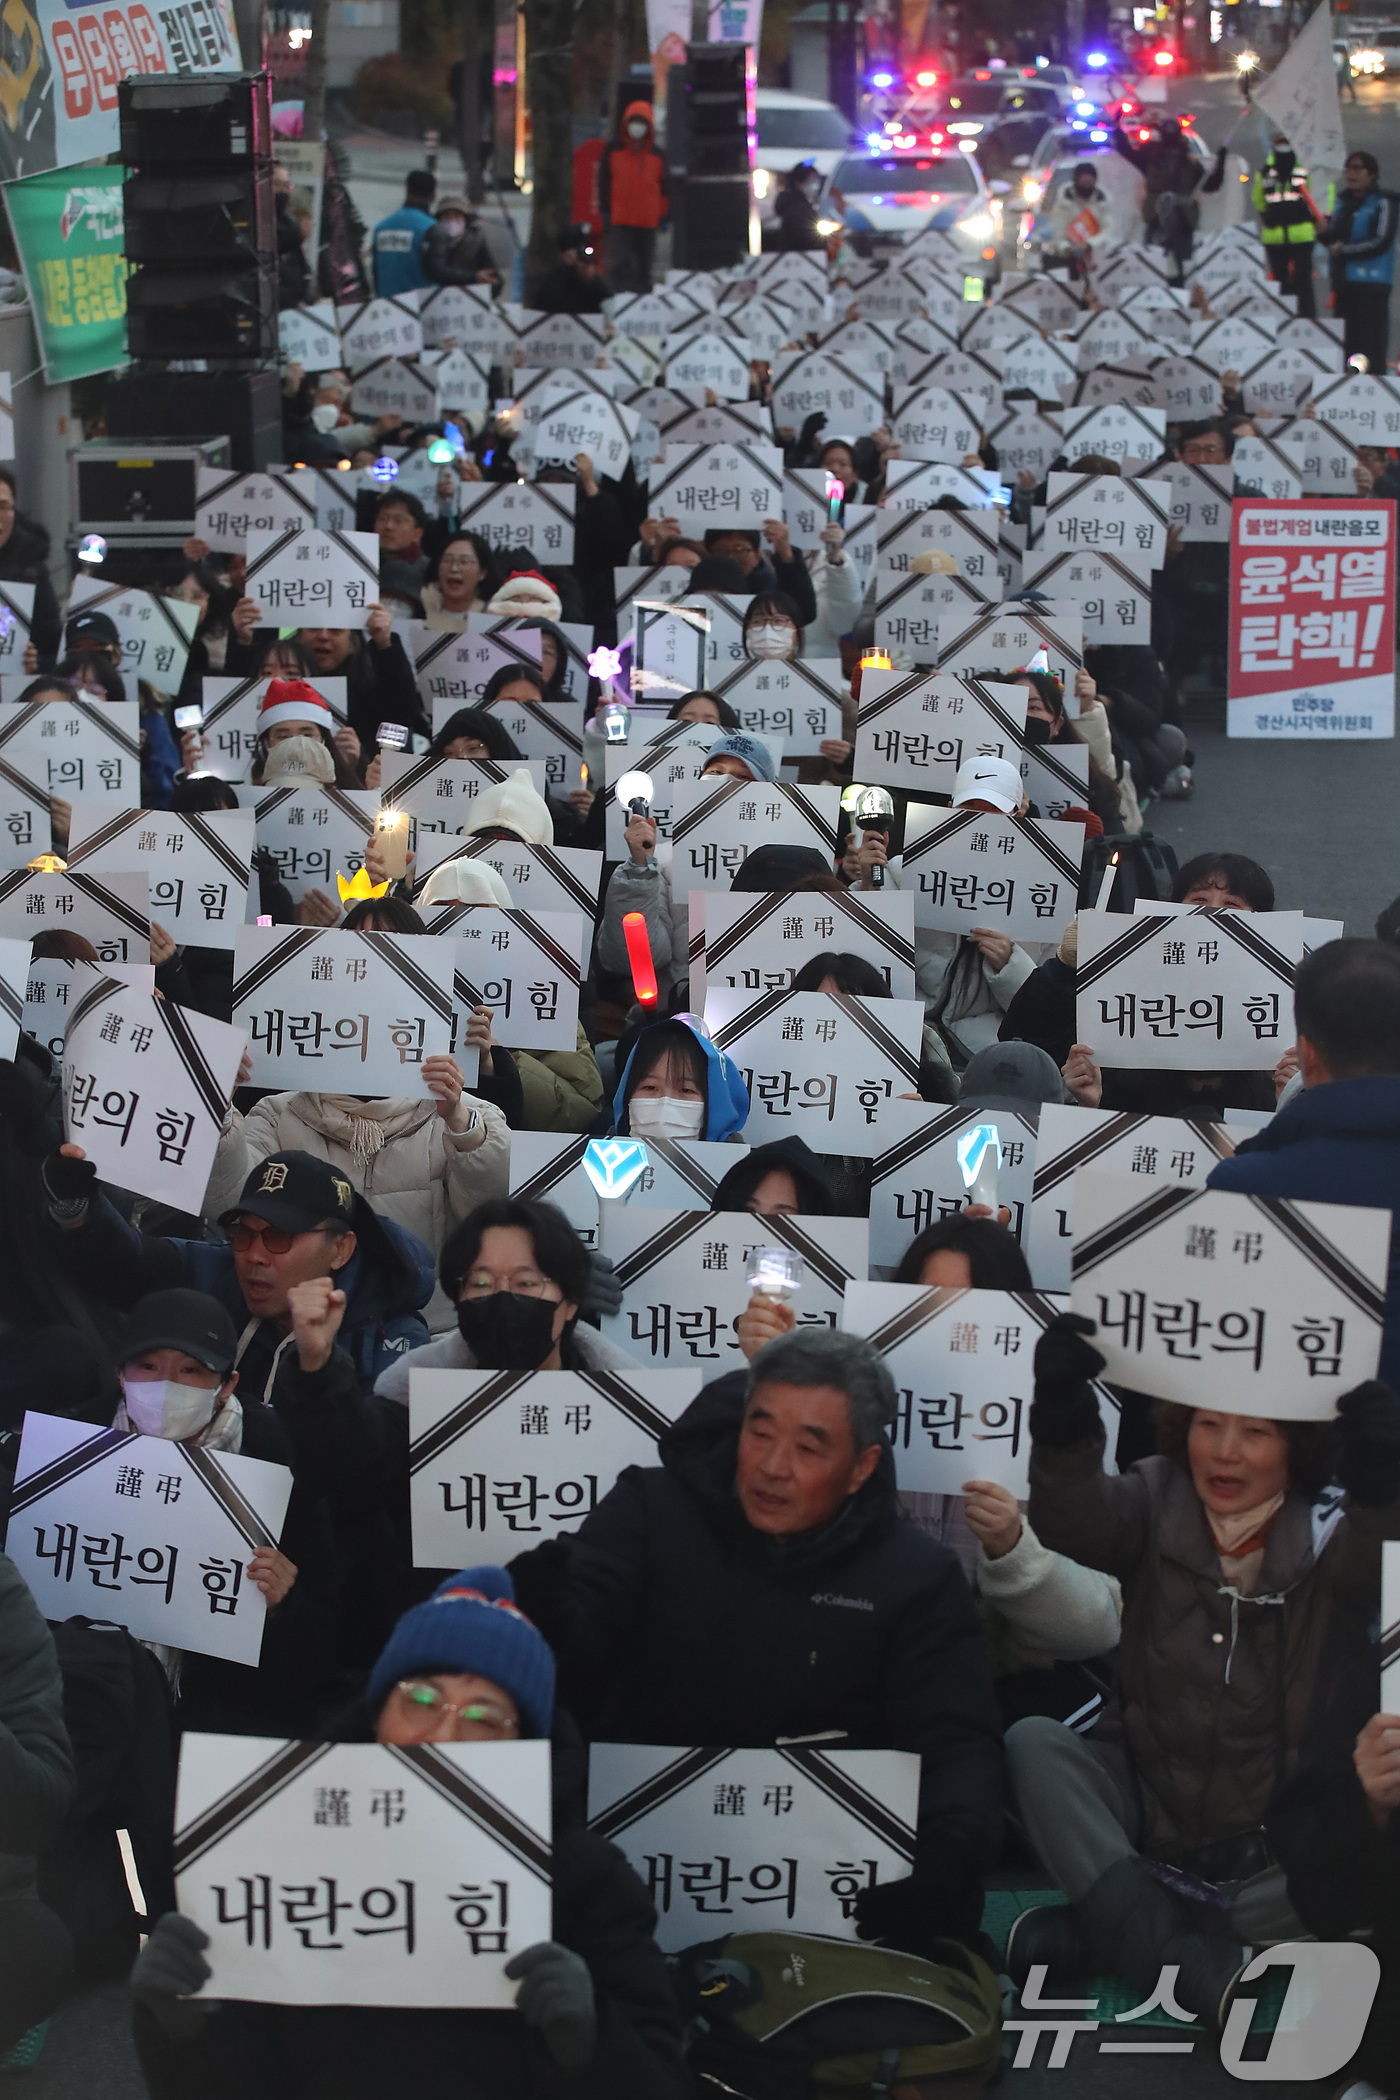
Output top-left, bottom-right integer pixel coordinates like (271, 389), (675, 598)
(622, 912), (658, 1008)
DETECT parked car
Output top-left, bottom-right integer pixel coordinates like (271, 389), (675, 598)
(824, 147), (999, 255)
(753, 88), (860, 229)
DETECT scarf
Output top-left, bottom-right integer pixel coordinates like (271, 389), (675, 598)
(294, 1093), (435, 1165)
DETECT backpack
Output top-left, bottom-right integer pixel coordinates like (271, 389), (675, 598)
(1077, 830), (1178, 914)
(672, 1931), (1003, 2098)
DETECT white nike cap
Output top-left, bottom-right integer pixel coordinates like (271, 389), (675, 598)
(952, 753), (1023, 815)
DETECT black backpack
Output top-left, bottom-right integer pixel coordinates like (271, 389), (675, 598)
(672, 1930), (1003, 2098)
(1077, 831), (1179, 914)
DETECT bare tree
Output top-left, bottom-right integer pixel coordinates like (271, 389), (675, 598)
(459, 0), (486, 204)
(302, 0), (332, 148)
(524, 0), (575, 298)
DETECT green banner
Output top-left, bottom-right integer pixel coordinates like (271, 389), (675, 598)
(5, 165), (127, 384)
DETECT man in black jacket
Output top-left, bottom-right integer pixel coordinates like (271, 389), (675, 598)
(540, 1328), (1004, 1951)
(422, 193), (499, 290)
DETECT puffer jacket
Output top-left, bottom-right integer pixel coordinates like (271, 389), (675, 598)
(205, 1092), (511, 1330)
(1029, 1436), (1397, 1859)
(0, 1550), (74, 1901)
(516, 1025), (606, 1132)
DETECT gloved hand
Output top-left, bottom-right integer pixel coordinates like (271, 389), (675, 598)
(1030, 1312), (1107, 1451)
(1335, 1380), (1400, 1507)
(131, 1913), (213, 2039)
(505, 1940), (597, 2068)
(796, 410), (828, 455)
(42, 1148), (97, 1209)
(579, 1248), (622, 1321)
(853, 1875), (931, 1953)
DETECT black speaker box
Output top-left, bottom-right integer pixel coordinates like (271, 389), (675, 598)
(108, 370), (284, 472)
(670, 175), (755, 270)
(123, 169), (276, 269)
(118, 72), (272, 167)
(125, 265), (279, 363)
(668, 43), (752, 179)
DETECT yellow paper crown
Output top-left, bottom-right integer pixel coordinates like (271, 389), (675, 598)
(336, 868), (391, 905)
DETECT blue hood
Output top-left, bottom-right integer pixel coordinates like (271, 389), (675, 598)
(613, 1019), (751, 1141)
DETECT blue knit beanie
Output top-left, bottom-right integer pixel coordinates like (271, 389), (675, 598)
(366, 1566), (556, 1737)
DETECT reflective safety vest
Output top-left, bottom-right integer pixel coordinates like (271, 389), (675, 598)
(1252, 159), (1316, 246)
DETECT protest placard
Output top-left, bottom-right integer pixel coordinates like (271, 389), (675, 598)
(666, 778), (840, 902)
(1310, 371), (1400, 445)
(420, 282), (511, 355)
(842, 1284), (1119, 1492)
(864, 1099), (1039, 1269)
(278, 302), (342, 370)
(611, 567), (693, 630)
(244, 526), (380, 625)
(232, 928), (455, 1094)
(418, 907), (580, 1053)
(530, 385), (639, 480)
(1188, 313), (1277, 377)
(252, 786), (377, 909)
(698, 889), (917, 1001)
(349, 357), (438, 424)
(599, 1207), (869, 1376)
(1147, 355), (1224, 423)
(62, 977), (244, 1211)
(1057, 403), (1166, 472)
(336, 291), (424, 366)
(631, 592), (746, 695)
(23, 957), (152, 1059)
(9, 1411), (291, 1667)
(174, 1732), (552, 2007)
(706, 659), (846, 760)
(0, 695), (141, 864)
(933, 603), (1084, 689)
(420, 347), (492, 415)
(1236, 346), (1315, 417)
(1070, 1172), (1390, 1418)
(599, 723), (739, 856)
(770, 353), (885, 439)
(65, 807), (254, 953)
(657, 400), (770, 449)
(898, 348), (1001, 423)
(1026, 1101), (1239, 1291)
(1227, 498), (1395, 739)
(877, 504), (1001, 591)
(412, 833), (600, 934)
(854, 670), (1028, 795)
(1071, 359), (1169, 413)
(0, 868), (148, 963)
(1076, 907), (1303, 1070)
(406, 624), (543, 727)
(1272, 416), (1361, 497)
(889, 386), (984, 463)
(303, 466), (362, 536)
(0, 579), (33, 675)
(379, 755), (550, 837)
(465, 615), (593, 708)
(664, 329), (753, 399)
(1017, 735), (1089, 821)
(1384, 1544), (1400, 1715)
(1232, 434), (1305, 502)
(451, 482), (577, 566)
(898, 805), (1084, 942)
(809, 316), (897, 373)
(1145, 462), (1234, 545)
(195, 470), (317, 556)
(408, 1366), (698, 1566)
(66, 578), (200, 691)
(1038, 472), (1169, 573)
(704, 987), (925, 1143)
(504, 307), (611, 369)
(984, 411), (1066, 486)
(587, 1744), (918, 1952)
(1018, 546), (1154, 645)
(647, 443), (785, 537)
(608, 288), (696, 336)
(881, 462), (1000, 511)
(192, 677), (347, 784)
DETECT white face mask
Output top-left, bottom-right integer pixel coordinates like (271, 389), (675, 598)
(626, 120), (648, 138)
(748, 624), (795, 659)
(311, 402), (341, 432)
(628, 1094), (706, 1139)
(438, 215), (467, 238)
(123, 1377), (222, 1442)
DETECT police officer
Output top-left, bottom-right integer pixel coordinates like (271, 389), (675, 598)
(1252, 134), (1318, 318)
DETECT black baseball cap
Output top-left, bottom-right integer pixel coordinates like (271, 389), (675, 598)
(65, 609), (120, 650)
(219, 1149), (358, 1237)
(117, 1289), (239, 1377)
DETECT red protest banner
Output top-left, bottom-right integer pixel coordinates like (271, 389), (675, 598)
(1227, 497), (1395, 740)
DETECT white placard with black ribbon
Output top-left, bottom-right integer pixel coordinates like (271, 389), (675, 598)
(65, 806), (254, 953)
(999, 334), (1077, 403)
(986, 411), (1068, 486)
(1057, 402), (1166, 472)
(245, 526), (380, 625)
(889, 385), (984, 464)
(854, 670), (1028, 796)
(587, 1744), (919, 1953)
(898, 804), (1084, 942)
(408, 1366), (699, 1567)
(194, 677), (348, 784)
(600, 722), (735, 857)
(865, 1098), (1039, 1271)
(873, 569), (999, 662)
(1070, 1171), (1390, 1419)
(62, 978), (245, 1211)
(881, 460), (1000, 512)
(1075, 907), (1304, 1072)
(0, 579), (33, 673)
(406, 623), (544, 726)
(456, 691), (584, 793)
(336, 290), (424, 366)
(252, 786), (378, 910)
(66, 577), (200, 691)
(530, 384), (639, 478)
(300, 466), (362, 535)
(1018, 546), (1154, 646)
(195, 470), (317, 556)
(420, 281), (513, 358)
(8, 1412), (291, 1667)
(379, 754), (551, 837)
(23, 957), (153, 1059)
(503, 307), (611, 369)
(703, 987), (925, 1146)
(418, 906), (581, 1053)
(770, 352), (885, 439)
(932, 602), (1085, 691)
(898, 349), (1001, 424)
(0, 696), (142, 866)
(420, 347), (492, 414)
(232, 927), (455, 1095)
(599, 1207), (870, 1379)
(465, 615), (594, 708)
(174, 1732), (552, 2007)
(349, 357), (439, 423)
(666, 330), (754, 401)
(842, 1282), (1119, 1493)
(630, 591), (744, 697)
(507, 1132), (753, 1246)
(278, 301), (342, 369)
(646, 442), (785, 538)
(412, 833), (601, 936)
(0, 933), (30, 1061)
(451, 481), (576, 566)
(698, 889), (917, 1001)
(707, 659), (847, 762)
(1383, 1543), (1400, 1715)
(665, 777), (840, 903)
(1148, 355), (1225, 423)
(1027, 1102), (1239, 1292)
(1019, 736), (1089, 822)
(1037, 471), (1168, 574)
(877, 504), (1001, 594)
(0, 868), (149, 964)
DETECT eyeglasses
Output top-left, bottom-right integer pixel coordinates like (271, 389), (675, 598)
(392, 1680), (518, 1733)
(462, 1271), (551, 1297)
(229, 1219), (310, 1254)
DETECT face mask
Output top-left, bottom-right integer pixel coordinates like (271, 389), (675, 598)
(123, 1377), (221, 1441)
(439, 216), (467, 237)
(456, 1292), (559, 1369)
(628, 1094), (706, 1139)
(1023, 716), (1052, 744)
(311, 402), (341, 432)
(626, 120), (648, 138)
(748, 625), (795, 660)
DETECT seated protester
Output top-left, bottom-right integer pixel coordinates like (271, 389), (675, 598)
(959, 1040), (1067, 1115)
(666, 688), (741, 730)
(1062, 849), (1280, 1121)
(223, 602), (425, 759)
(711, 1136), (837, 1216)
(1008, 1319), (1400, 2026)
(0, 1548), (74, 2056)
(701, 526), (817, 624)
(373, 489), (431, 588)
(170, 560), (235, 707)
(536, 1328), (1005, 1954)
(110, 1289), (337, 1735)
(915, 757), (1037, 1069)
(894, 1214), (1034, 1291)
(1013, 665), (1121, 833)
(129, 1565), (686, 2100)
(57, 642), (183, 813)
(605, 1015), (750, 1144)
(999, 918), (1080, 1071)
(420, 531), (494, 628)
(1208, 940), (1400, 1385)
(743, 592), (854, 781)
(415, 858), (602, 1133)
(181, 677), (361, 800)
(376, 1198), (642, 1406)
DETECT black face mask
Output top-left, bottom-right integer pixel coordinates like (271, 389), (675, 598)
(456, 1293), (559, 1368)
(1023, 716), (1053, 744)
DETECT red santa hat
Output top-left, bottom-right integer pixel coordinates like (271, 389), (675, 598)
(258, 679), (335, 735)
